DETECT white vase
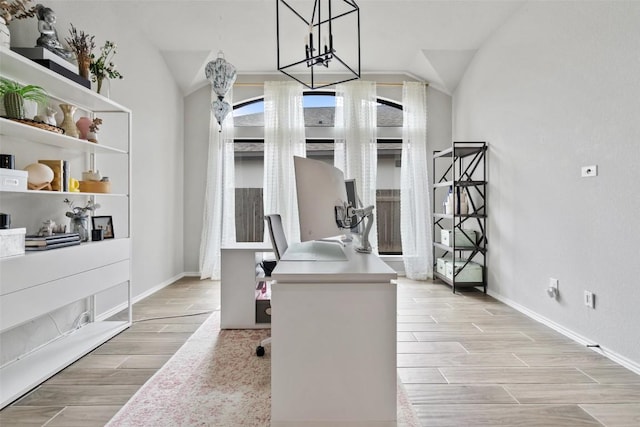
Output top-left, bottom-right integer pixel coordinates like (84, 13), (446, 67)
(0, 17), (9, 49)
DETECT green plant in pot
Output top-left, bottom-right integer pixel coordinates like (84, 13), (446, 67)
(0, 77), (48, 119)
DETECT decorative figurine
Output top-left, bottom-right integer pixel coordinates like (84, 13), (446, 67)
(34, 4), (72, 60)
(34, 106), (57, 125)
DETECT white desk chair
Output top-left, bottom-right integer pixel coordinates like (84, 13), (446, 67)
(256, 214), (288, 357)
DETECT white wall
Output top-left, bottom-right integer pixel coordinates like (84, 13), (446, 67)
(453, 1), (640, 366)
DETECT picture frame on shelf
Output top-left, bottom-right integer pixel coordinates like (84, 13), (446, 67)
(91, 215), (113, 239)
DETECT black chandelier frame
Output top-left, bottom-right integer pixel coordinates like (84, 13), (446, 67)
(276, 0), (361, 89)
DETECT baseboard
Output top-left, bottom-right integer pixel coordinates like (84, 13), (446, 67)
(182, 271), (201, 277)
(95, 273), (186, 321)
(487, 289), (640, 376)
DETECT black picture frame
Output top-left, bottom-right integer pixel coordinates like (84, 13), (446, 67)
(91, 215), (114, 239)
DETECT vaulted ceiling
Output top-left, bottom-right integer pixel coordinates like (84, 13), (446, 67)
(121, 0), (524, 95)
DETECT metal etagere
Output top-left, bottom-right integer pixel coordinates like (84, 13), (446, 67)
(432, 141), (487, 293)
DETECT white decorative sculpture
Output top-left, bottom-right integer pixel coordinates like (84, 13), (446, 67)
(205, 52), (237, 129)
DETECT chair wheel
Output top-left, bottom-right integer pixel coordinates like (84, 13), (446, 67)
(256, 346), (265, 357)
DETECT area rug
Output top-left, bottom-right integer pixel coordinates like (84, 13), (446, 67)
(107, 311), (420, 427)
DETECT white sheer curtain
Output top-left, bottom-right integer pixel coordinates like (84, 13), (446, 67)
(263, 81), (306, 243)
(199, 89), (235, 280)
(334, 81), (378, 252)
(401, 82), (432, 279)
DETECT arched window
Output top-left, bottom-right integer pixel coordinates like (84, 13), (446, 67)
(233, 92), (403, 255)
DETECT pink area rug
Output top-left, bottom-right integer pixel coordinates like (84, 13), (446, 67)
(107, 312), (420, 426)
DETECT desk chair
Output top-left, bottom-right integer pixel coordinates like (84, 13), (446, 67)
(256, 214), (288, 357)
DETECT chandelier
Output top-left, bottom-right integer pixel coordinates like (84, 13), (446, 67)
(276, 0), (360, 89)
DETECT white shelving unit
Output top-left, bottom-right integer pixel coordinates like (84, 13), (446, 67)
(0, 46), (132, 408)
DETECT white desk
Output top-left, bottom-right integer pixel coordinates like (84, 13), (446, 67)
(220, 243), (272, 329)
(271, 242), (398, 427)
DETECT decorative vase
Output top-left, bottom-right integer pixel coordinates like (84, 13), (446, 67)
(96, 76), (105, 94)
(76, 116), (91, 139)
(58, 103), (79, 138)
(3, 93), (24, 119)
(69, 216), (89, 242)
(77, 54), (91, 80)
(87, 130), (98, 143)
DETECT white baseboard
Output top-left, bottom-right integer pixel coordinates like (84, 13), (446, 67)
(182, 271), (201, 277)
(95, 273), (186, 321)
(487, 289), (640, 376)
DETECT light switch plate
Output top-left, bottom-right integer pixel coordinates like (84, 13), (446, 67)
(581, 165), (598, 177)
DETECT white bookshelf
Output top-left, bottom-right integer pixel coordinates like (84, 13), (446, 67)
(0, 46), (132, 408)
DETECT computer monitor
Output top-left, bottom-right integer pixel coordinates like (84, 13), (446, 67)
(294, 156), (348, 242)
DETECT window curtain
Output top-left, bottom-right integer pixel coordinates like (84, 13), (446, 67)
(334, 81), (378, 252)
(199, 89), (235, 280)
(401, 82), (432, 279)
(263, 81), (306, 243)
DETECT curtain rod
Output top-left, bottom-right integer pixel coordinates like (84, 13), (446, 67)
(233, 82), (428, 88)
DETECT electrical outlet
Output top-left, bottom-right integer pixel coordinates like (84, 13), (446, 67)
(584, 291), (596, 309)
(581, 165), (598, 177)
(547, 278), (559, 299)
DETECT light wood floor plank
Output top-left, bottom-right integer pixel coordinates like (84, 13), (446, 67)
(413, 404), (602, 426)
(405, 384), (517, 404)
(45, 405), (121, 427)
(397, 315), (436, 323)
(91, 340), (184, 355)
(159, 323), (203, 333)
(505, 384), (640, 404)
(413, 331), (533, 342)
(580, 403), (640, 426)
(397, 368), (448, 384)
(45, 368), (156, 385)
(397, 332), (417, 342)
(67, 355), (128, 369)
(107, 331), (194, 343)
(460, 340), (591, 354)
(398, 322), (478, 332)
(397, 341), (467, 354)
(514, 353), (619, 368)
(430, 314), (532, 323)
(116, 354), (172, 369)
(579, 366), (640, 384)
(14, 385), (140, 406)
(440, 367), (597, 384)
(0, 406), (63, 425)
(398, 353), (526, 368)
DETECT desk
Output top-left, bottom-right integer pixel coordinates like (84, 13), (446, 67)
(271, 242), (398, 427)
(220, 243), (272, 329)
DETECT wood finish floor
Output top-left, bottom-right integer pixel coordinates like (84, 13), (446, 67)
(1, 277), (639, 426)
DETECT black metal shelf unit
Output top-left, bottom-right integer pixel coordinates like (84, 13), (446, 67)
(432, 141), (487, 293)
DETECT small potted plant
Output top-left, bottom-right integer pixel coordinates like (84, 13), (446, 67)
(90, 40), (123, 95)
(87, 117), (102, 143)
(0, 77), (48, 119)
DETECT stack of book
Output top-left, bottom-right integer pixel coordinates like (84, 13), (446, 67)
(25, 233), (81, 251)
